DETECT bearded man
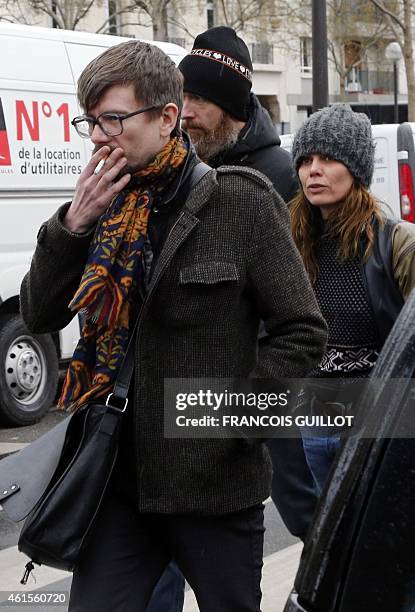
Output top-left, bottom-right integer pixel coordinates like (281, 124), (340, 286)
(179, 26), (298, 203)
(147, 27), (322, 612)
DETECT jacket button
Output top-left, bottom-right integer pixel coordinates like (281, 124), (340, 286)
(153, 206), (159, 213)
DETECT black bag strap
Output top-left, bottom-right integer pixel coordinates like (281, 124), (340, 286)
(108, 161), (211, 410)
(107, 315), (140, 410)
(180, 161), (211, 203)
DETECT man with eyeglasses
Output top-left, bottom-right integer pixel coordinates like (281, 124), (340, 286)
(21, 40), (326, 611)
(71, 104), (159, 139)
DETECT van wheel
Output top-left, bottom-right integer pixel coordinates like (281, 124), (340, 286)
(0, 314), (59, 426)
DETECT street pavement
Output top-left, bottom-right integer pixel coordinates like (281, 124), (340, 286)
(0, 410), (302, 611)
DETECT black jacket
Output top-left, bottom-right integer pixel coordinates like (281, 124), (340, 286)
(363, 218), (404, 347)
(209, 95), (314, 538)
(209, 93), (298, 203)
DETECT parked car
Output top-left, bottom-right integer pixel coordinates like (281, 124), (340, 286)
(284, 287), (415, 612)
(280, 122), (415, 223)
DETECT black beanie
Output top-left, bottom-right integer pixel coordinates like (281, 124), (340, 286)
(178, 26), (253, 121)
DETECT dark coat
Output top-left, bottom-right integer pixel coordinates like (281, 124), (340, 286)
(209, 93), (299, 203)
(362, 219), (405, 347)
(210, 96), (317, 538)
(20, 166), (326, 515)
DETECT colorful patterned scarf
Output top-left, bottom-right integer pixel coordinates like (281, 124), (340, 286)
(59, 136), (188, 411)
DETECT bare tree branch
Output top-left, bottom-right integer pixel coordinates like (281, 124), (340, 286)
(368, 0), (405, 30)
(0, 0), (148, 33)
(95, 2), (140, 33)
(73, 0), (97, 30)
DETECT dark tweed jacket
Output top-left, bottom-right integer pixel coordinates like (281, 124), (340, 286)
(20, 166), (327, 515)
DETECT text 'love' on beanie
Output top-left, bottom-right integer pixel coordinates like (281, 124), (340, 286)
(178, 26), (253, 121)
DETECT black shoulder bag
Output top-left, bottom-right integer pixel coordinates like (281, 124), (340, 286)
(16, 315), (137, 581)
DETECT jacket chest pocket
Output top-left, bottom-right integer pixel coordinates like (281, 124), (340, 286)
(179, 261), (240, 285)
(162, 261), (241, 327)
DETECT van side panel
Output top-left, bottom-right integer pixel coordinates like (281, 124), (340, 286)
(371, 134), (397, 215)
(0, 35), (73, 83)
(0, 87), (86, 193)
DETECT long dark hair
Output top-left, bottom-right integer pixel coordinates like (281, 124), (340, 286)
(290, 182), (385, 283)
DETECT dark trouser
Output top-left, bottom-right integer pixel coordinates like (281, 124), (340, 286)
(69, 494), (265, 612)
(266, 437), (318, 540)
(145, 437), (317, 612)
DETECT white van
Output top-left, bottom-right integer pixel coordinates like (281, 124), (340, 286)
(0, 23), (187, 425)
(280, 122), (415, 223)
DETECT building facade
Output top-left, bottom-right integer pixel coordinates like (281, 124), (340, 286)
(0, 0), (407, 132)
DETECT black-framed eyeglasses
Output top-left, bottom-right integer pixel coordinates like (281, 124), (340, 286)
(71, 105), (159, 138)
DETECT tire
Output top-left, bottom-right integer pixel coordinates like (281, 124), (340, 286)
(0, 313), (59, 426)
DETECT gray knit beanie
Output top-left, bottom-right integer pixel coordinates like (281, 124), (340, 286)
(292, 104), (375, 188)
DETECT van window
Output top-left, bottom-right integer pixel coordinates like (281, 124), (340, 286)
(0, 35), (73, 84)
(65, 43), (115, 84)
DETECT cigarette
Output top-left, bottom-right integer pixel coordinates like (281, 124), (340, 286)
(94, 156), (108, 175)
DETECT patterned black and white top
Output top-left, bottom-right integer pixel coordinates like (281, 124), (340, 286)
(311, 236), (379, 378)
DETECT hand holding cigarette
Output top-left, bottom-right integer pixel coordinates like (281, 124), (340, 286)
(94, 155), (108, 175)
(64, 146), (131, 234)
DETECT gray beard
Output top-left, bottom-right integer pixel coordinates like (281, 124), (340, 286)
(186, 118), (241, 163)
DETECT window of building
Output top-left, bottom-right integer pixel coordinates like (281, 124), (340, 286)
(207, 1), (214, 29)
(344, 40), (363, 91)
(345, 40), (363, 69)
(108, 0), (118, 35)
(251, 42), (273, 64)
(168, 37), (186, 47)
(300, 37), (312, 74)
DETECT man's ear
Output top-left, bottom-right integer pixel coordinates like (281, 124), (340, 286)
(160, 103), (179, 137)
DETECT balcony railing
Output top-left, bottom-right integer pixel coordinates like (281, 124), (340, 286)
(346, 69), (394, 94)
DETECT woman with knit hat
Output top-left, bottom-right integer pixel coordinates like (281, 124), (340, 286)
(291, 103), (415, 493)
